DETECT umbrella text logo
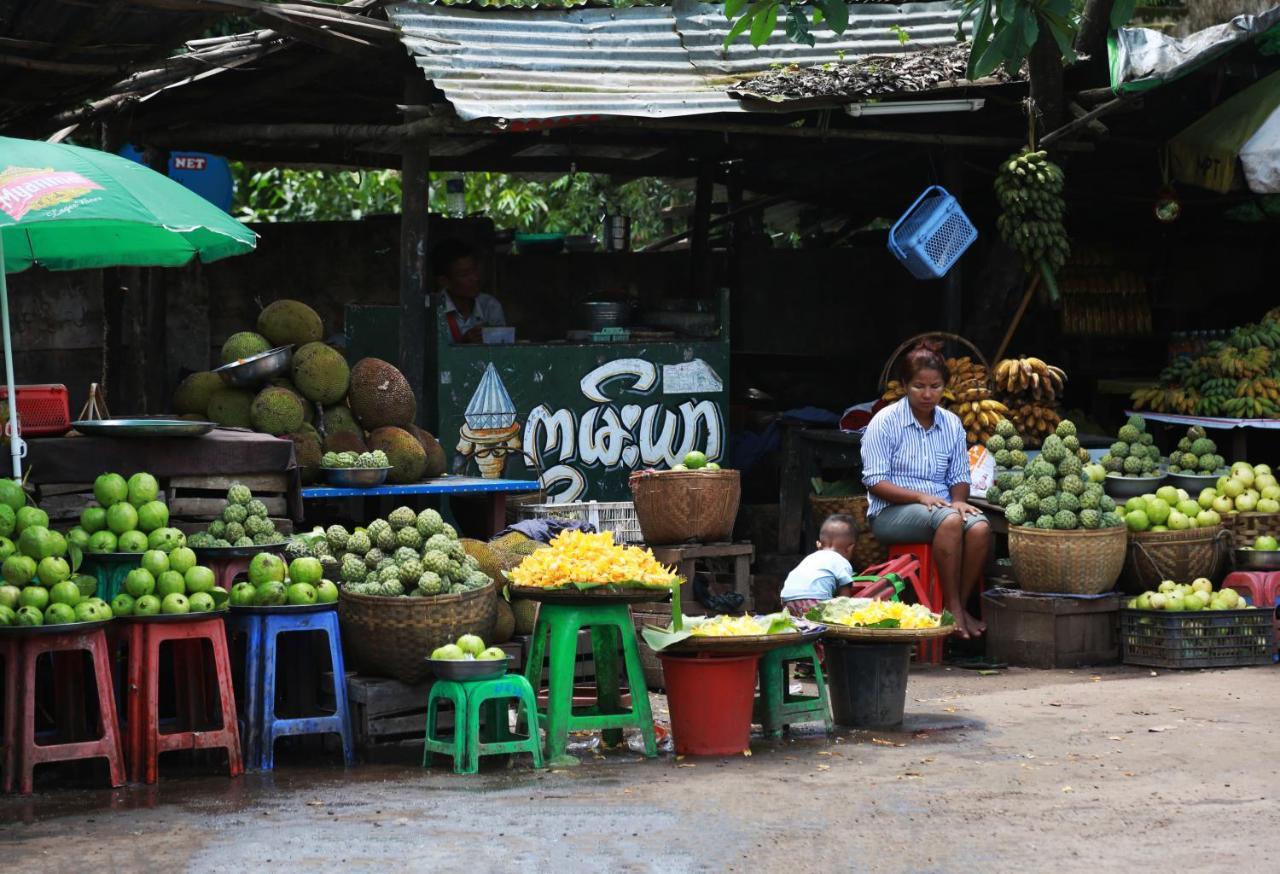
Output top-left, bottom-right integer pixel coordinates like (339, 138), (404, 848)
(0, 166), (102, 220)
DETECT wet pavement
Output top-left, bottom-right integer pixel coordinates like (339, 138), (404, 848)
(2, 664), (1278, 872)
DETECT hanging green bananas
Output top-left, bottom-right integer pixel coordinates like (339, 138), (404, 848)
(994, 149), (1069, 302)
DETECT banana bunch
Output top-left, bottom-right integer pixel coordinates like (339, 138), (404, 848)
(1222, 395), (1278, 418)
(1131, 386), (1199, 415)
(994, 357), (1066, 402)
(948, 356), (988, 392)
(1230, 320), (1280, 349)
(1217, 345), (1272, 379)
(1235, 376), (1280, 401)
(994, 149), (1070, 294)
(954, 396), (1011, 446)
(1007, 403), (1061, 447)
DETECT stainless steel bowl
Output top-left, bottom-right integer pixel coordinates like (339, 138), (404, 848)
(1104, 473), (1167, 500)
(581, 301), (633, 331)
(1234, 548), (1280, 571)
(427, 657), (510, 682)
(321, 466), (391, 488)
(1164, 471), (1222, 493)
(214, 345), (294, 387)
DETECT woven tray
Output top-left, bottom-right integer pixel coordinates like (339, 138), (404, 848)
(508, 585), (671, 605)
(655, 623), (826, 655)
(819, 622), (956, 643)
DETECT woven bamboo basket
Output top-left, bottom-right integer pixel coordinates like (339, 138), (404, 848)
(629, 468), (740, 545)
(1119, 525), (1230, 595)
(337, 583), (497, 684)
(1225, 511), (1280, 551)
(809, 493), (887, 569)
(630, 604), (669, 691)
(1008, 526), (1128, 595)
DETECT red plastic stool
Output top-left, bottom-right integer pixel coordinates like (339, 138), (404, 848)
(885, 543), (986, 664)
(1, 627), (126, 794)
(122, 616), (243, 784)
(1222, 571), (1280, 608)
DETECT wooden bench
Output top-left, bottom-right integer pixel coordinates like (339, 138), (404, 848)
(650, 541), (755, 614)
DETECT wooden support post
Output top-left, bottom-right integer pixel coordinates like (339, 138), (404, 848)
(399, 75), (430, 426)
(944, 148), (964, 335)
(689, 160), (713, 294)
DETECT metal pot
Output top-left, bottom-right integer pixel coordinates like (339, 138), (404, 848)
(602, 214), (630, 252)
(581, 301), (633, 331)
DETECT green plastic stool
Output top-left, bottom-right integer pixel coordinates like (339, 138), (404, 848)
(79, 555), (141, 602)
(524, 602), (658, 767)
(753, 642), (833, 738)
(422, 674), (543, 775)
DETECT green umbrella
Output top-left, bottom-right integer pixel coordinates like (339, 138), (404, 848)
(0, 135), (257, 478)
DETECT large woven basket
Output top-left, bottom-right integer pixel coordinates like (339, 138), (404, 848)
(337, 583), (497, 684)
(1008, 526), (1128, 595)
(630, 469), (740, 545)
(630, 604), (669, 691)
(1119, 525), (1230, 595)
(1225, 511), (1280, 551)
(809, 493), (887, 569)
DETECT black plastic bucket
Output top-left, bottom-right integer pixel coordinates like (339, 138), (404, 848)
(826, 641), (911, 729)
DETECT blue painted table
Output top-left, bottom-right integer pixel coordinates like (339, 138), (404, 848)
(302, 476), (540, 537)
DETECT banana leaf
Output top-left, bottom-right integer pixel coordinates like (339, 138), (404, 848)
(641, 611), (795, 652)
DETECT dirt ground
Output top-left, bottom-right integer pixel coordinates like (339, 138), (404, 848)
(1, 663), (1277, 873)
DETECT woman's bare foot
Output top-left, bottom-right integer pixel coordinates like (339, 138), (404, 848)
(965, 611), (987, 636)
(950, 605), (972, 639)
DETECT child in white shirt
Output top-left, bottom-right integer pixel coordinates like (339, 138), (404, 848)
(779, 514), (858, 617)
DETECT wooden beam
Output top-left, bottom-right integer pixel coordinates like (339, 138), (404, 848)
(399, 74), (430, 427)
(1041, 96), (1134, 147)
(689, 160), (714, 292)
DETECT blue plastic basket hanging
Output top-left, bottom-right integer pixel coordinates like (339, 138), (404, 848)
(887, 185), (978, 280)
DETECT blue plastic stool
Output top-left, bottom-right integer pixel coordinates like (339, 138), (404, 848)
(422, 674), (544, 775)
(224, 607), (355, 770)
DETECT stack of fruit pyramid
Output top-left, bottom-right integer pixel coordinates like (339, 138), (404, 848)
(1131, 309), (1280, 418)
(882, 355), (1011, 445)
(171, 298), (449, 484)
(1164, 424), (1227, 476)
(985, 418), (1125, 530)
(187, 483), (287, 548)
(286, 506), (492, 598)
(992, 356), (1067, 448)
(1099, 415), (1162, 478)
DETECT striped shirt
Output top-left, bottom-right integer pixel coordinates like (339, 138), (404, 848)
(861, 397), (970, 519)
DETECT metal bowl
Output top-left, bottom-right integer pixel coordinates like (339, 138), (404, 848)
(322, 466), (391, 488)
(214, 345), (293, 387)
(1104, 473), (1166, 499)
(426, 657), (510, 682)
(72, 418), (216, 438)
(1234, 548), (1280, 571)
(1164, 471), (1223, 493)
(581, 301), (633, 331)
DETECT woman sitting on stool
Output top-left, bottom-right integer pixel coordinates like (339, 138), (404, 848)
(861, 339), (991, 639)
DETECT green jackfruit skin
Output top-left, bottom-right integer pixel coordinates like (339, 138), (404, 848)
(292, 341), (351, 405)
(323, 429), (367, 455)
(250, 386), (306, 435)
(207, 388), (254, 428)
(257, 299), (324, 348)
(172, 371), (224, 416)
(220, 331), (272, 365)
(348, 358), (416, 430)
(368, 426), (427, 484)
(323, 405), (360, 435)
(287, 429), (323, 482)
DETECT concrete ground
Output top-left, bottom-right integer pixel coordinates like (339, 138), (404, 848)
(1, 664), (1278, 873)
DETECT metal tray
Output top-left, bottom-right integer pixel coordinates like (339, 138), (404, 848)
(659, 624), (826, 655)
(426, 656), (510, 682)
(1233, 548), (1280, 571)
(1104, 473), (1166, 499)
(0, 618), (112, 636)
(321, 466), (392, 488)
(118, 608), (228, 623)
(194, 544), (287, 559)
(214, 345), (293, 387)
(229, 601), (337, 615)
(1164, 471), (1223, 492)
(72, 418), (217, 438)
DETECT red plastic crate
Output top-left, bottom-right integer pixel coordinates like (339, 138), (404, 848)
(0, 384), (71, 436)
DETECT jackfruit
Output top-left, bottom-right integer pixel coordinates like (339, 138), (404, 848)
(324, 429), (368, 455)
(287, 428), (323, 483)
(511, 598), (538, 635)
(407, 424), (448, 478)
(322, 404), (359, 436)
(220, 331), (271, 365)
(207, 387), (254, 428)
(250, 386), (306, 435)
(292, 341), (350, 405)
(349, 358), (416, 429)
(367, 426), (426, 484)
(257, 299), (324, 348)
(491, 597), (515, 643)
(271, 378), (315, 424)
(461, 538), (505, 582)
(172, 371), (224, 416)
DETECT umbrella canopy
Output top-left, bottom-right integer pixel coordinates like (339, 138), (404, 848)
(0, 135), (255, 272)
(1169, 70), (1280, 195)
(0, 135), (258, 477)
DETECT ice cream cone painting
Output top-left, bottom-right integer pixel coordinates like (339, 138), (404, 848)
(456, 363), (521, 478)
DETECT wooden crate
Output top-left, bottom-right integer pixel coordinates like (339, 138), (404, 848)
(982, 590), (1122, 669)
(36, 482), (106, 524)
(169, 473), (290, 520)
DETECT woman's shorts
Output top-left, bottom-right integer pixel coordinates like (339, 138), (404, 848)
(870, 503), (989, 545)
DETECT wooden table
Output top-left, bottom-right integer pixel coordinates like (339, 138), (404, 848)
(1125, 410), (1280, 461)
(650, 541), (755, 614)
(303, 476), (540, 538)
(778, 426), (863, 554)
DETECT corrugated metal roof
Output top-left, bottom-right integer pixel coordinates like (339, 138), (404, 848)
(388, 0), (972, 122)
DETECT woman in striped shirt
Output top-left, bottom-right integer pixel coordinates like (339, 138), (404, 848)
(861, 340), (991, 638)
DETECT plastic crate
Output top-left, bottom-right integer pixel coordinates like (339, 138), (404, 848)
(887, 185), (978, 279)
(1119, 608), (1275, 669)
(510, 499), (642, 544)
(0, 384), (71, 436)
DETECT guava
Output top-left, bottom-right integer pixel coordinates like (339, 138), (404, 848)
(230, 582), (257, 607)
(111, 593), (136, 617)
(80, 505), (107, 534)
(136, 500), (169, 533)
(156, 571), (186, 598)
(168, 547), (197, 575)
(286, 582), (317, 605)
(248, 553), (285, 586)
(456, 634), (485, 656)
(127, 472), (159, 507)
(288, 557), (323, 586)
(315, 580), (339, 604)
(184, 565), (215, 594)
(44, 602), (76, 625)
(125, 568), (156, 599)
(682, 451), (708, 470)
(141, 549), (170, 578)
(188, 592), (216, 613)
(431, 644), (464, 660)
(133, 594), (161, 617)
(87, 530), (118, 554)
(93, 473), (128, 507)
(160, 593), (190, 615)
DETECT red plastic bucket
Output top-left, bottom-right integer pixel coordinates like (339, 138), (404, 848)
(658, 653), (760, 756)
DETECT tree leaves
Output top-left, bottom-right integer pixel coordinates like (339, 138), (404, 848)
(815, 0), (848, 35)
(959, 0), (1080, 82)
(1110, 0), (1138, 29)
(723, 0), (851, 51)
